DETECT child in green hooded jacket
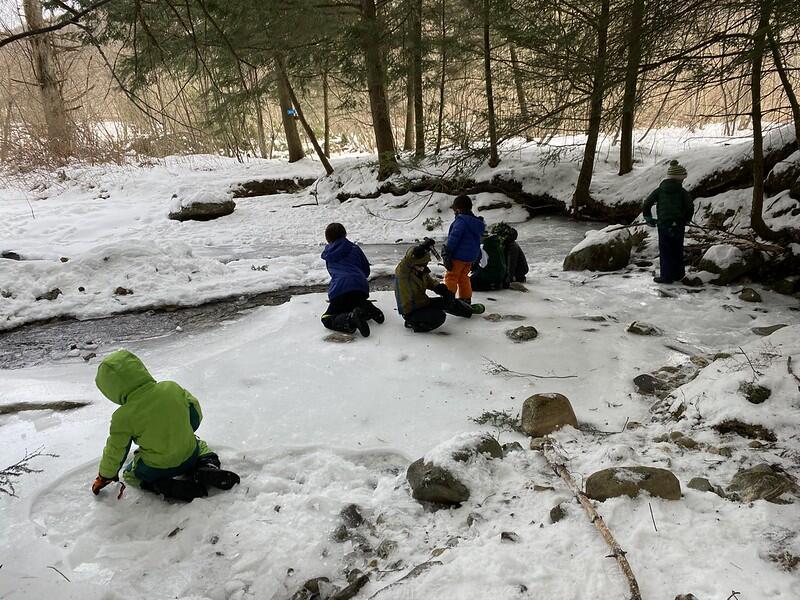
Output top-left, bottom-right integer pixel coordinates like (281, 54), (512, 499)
(91, 349), (240, 502)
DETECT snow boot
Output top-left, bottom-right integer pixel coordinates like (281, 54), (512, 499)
(470, 303), (486, 315)
(349, 307), (371, 337)
(360, 300), (385, 324)
(143, 478), (208, 502)
(322, 312), (357, 334)
(192, 454), (241, 491)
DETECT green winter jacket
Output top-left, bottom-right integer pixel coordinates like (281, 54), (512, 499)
(471, 234), (507, 289)
(96, 350), (202, 479)
(642, 179), (694, 226)
(394, 248), (440, 316)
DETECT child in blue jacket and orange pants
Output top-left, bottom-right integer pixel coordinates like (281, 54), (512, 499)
(442, 195), (486, 304)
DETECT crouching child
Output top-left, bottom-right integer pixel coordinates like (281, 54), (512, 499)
(91, 349), (240, 502)
(320, 222), (384, 338)
(394, 239), (477, 332)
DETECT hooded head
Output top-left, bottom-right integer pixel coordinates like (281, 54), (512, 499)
(666, 160), (687, 180)
(95, 349), (156, 405)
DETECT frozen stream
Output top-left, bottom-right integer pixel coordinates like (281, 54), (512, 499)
(0, 218), (595, 369)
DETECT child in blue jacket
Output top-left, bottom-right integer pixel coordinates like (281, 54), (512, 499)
(442, 195), (486, 304)
(320, 223), (384, 337)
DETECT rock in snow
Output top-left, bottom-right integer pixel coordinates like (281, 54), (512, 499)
(697, 244), (763, 285)
(726, 464), (799, 503)
(521, 393), (578, 437)
(168, 188), (236, 222)
(585, 466), (681, 501)
(563, 225), (632, 272)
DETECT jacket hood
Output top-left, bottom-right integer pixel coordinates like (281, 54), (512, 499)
(321, 237), (355, 262)
(95, 349), (155, 405)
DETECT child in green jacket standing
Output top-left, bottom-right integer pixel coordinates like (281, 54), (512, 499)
(642, 160), (694, 284)
(91, 349), (240, 502)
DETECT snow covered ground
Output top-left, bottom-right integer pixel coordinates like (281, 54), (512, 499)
(3, 123), (796, 330)
(2, 128), (799, 599)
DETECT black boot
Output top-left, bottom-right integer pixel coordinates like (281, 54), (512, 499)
(349, 307), (371, 337)
(322, 313), (357, 334)
(360, 300), (385, 324)
(192, 454), (241, 491)
(142, 478), (208, 502)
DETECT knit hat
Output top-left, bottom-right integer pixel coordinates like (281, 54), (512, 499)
(666, 160), (687, 179)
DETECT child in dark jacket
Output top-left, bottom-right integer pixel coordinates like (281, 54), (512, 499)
(91, 349), (240, 502)
(394, 239), (474, 332)
(442, 195), (486, 303)
(642, 160), (694, 284)
(492, 222), (529, 287)
(320, 223), (384, 337)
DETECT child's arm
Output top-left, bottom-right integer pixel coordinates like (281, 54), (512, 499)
(642, 189), (658, 224)
(98, 412), (132, 480)
(185, 390), (203, 431)
(682, 189), (694, 224)
(446, 217), (465, 252)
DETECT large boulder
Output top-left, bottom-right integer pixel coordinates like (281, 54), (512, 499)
(765, 150), (800, 196)
(586, 466), (681, 501)
(521, 393), (578, 437)
(169, 188), (236, 222)
(406, 459), (470, 506)
(563, 226), (632, 272)
(697, 244), (763, 284)
(726, 463), (799, 503)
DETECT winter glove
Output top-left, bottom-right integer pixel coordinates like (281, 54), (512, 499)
(92, 474), (118, 495)
(644, 217), (657, 227)
(441, 245), (453, 271)
(433, 283), (455, 301)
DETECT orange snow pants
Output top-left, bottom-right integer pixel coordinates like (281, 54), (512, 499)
(444, 259), (473, 300)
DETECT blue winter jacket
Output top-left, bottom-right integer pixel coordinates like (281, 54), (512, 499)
(321, 238), (370, 300)
(446, 213), (486, 261)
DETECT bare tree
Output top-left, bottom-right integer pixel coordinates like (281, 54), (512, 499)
(22, 0), (71, 158)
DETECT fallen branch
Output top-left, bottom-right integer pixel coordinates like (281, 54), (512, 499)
(540, 439), (642, 600)
(47, 565), (70, 582)
(0, 447), (59, 497)
(482, 357), (578, 380)
(788, 356), (800, 386)
(369, 560), (443, 599)
(738, 346), (762, 379)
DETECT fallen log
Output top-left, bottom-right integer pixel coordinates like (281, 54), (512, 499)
(541, 439), (643, 600)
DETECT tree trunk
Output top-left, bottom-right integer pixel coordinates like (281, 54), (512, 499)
(750, 1), (782, 242)
(360, 0), (399, 179)
(255, 95), (268, 158)
(275, 62), (304, 162)
(435, 0), (446, 155)
(572, 0), (610, 213)
(483, 0), (500, 167)
(1, 100), (12, 162)
(23, 0), (70, 159)
(767, 31), (800, 143)
(404, 66), (415, 151)
(509, 45), (530, 141)
(618, 0), (645, 176)
(275, 56), (334, 175)
(322, 65), (330, 157)
(413, 0), (425, 158)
